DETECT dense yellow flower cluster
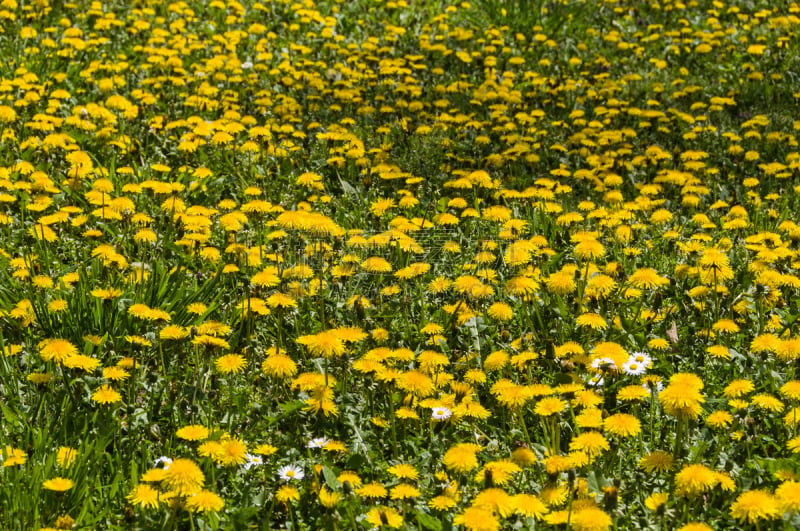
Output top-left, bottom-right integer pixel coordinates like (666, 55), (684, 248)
(2, 0), (800, 528)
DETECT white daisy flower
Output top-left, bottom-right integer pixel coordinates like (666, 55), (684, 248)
(307, 437), (330, 449)
(629, 351), (653, 369)
(622, 360), (647, 376)
(587, 374), (605, 387)
(431, 407), (452, 420)
(590, 357), (617, 371)
(243, 453), (263, 470)
(278, 464), (305, 481)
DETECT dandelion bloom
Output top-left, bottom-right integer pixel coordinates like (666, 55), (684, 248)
(510, 447), (538, 467)
(486, 302), (513, 321)
(275, 485), (300, 505)
(467, 489), (513, 518)
(540, 484), (569, 507)
(396, 370), (436, 397)
(254, 444), (278, 456)
(576, 313), (607, 330)
(430, 495), (458, 511)
(513, 494), (548, 519)
(102, 366), (129, 381)
(298, 331), (346, 358)
(571, 507), (612, 531)
(214, 438), (248, 466)
(387, 463), (419, 480)
(92, 385), (122, 405)
(574, 238), (605, 261)
(127, 484), (160, 508)
(575, 408), (604, 429)
(676, 524), (712, 531)
(186, 490), (225, 512)
(543, 509), (570, 526)
(39, 338), (78, 363)
(266, 292), (297, 309)
(262, 354), (298, 378)
(475, 460), (521, 486)
(617, 385), (649, 402)
(362, 256), (392, 273)
(723, 379), (754, 398)
(43, 477), (74, 492)
(2, 447), (27, 467)
(705, 411), (733, 429)
(730, 490), (781, 523)
(786, 412), (800, 431)
(545, 271), (576, 295)
(176, 425), (210, 441)
(365, 507), (403, 528)
(776, 481), (800, 513)
(491, 380), (533, 408)
(751, 394), (784, 413)
(57, 447), (77, 468)
(586, 274), (616, 299)
(779, 381), (800, 401)
(304, 385), (339, 416)
(389, 483), (420, 500)
(786, 435), (800, 454)
(215, 353), (246, 374)
(355, 482), (387, 498)
(505, 276), (539, 297)
(659, 379), (704, 419)
(60, 352), (101, 373)
(590, 342), (628, 370)
(162, 459), (204, 495)
(453, 506), (500, 531)
(534, 397), (567, 417)
(568, 432), (610, 458)
(674, 464), (719, 496)
(160, 325), (190, 340)
(644, 492), (668, 511)
(443, 443), (482, 473)
(638, 451), (674, 473)
(186, 303), (208, 315)
(706, 345), (730, 359)
(394, 406), (418, 420)
(483, 350), (509, 371)
(318, 486), (342, 507)
(628, 268), (669, 289)
(603, 413), (641, 437)
(140, 469), (167, 482)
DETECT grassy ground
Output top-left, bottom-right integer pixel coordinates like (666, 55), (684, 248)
(1, 0), (800, 529)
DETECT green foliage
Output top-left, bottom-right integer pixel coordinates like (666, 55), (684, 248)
(1, 0), (800, 529)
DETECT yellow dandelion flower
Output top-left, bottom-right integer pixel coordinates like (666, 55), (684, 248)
(730, 490), (781, 524)
(92, 385), (122, 405)
(43, 477), (74, 492)
(186, 490), (225, 512)
(674, 464), (719, 496)
(453, 506), (499, 531)
(215, 353), (246, 374)
(162, 459), (204, 495)
(365, 506), (403, 528)
(127, 484), (160, 509)
(443, 443), (482, 474)
(603, 413), (641, 437)
(176, 425), (210, 441)
(39, 339), (78, 363)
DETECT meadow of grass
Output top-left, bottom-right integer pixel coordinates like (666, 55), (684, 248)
(1, 0), (800, 529)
